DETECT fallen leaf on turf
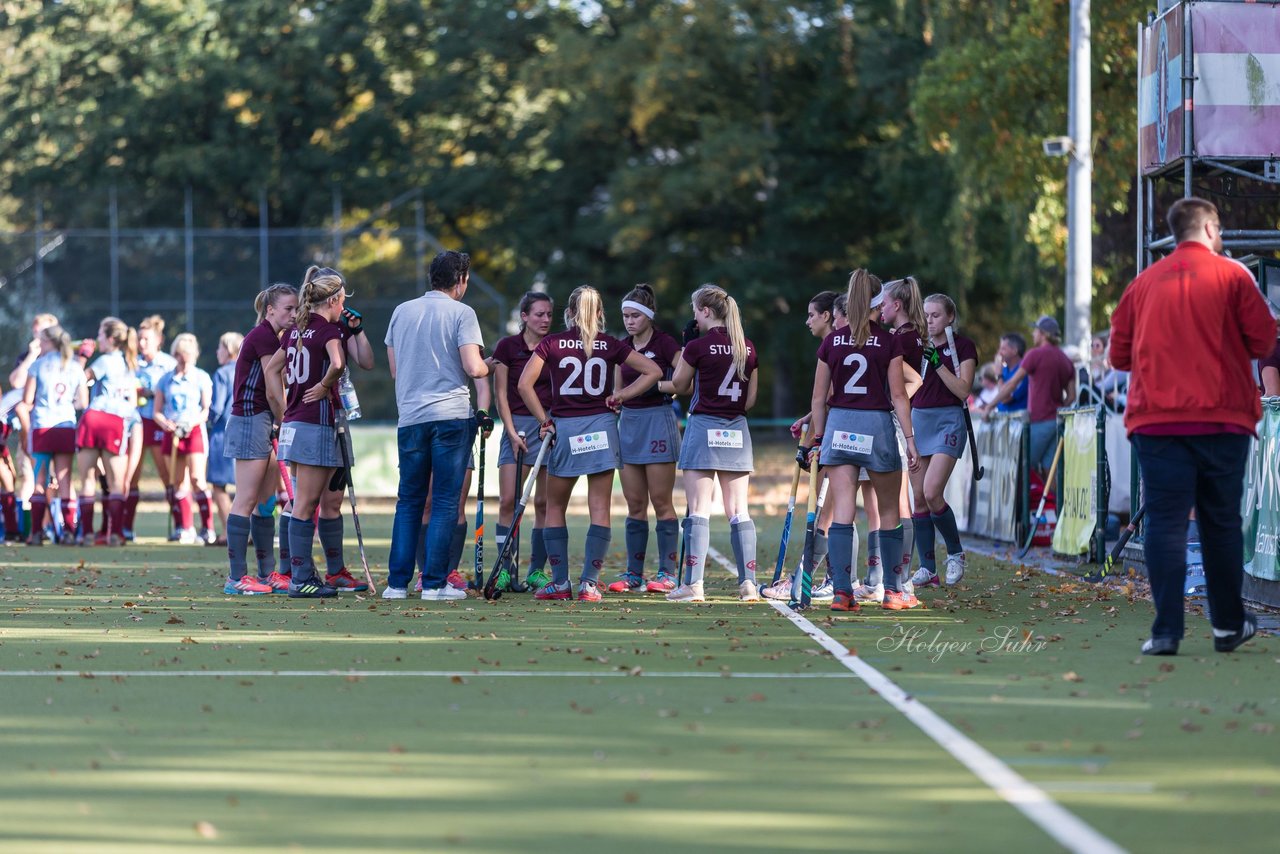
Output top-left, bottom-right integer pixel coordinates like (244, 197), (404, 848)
(1181, 719), (1202, 733)
(180, 637), (198, 644)
(1158, 662), (1175, 673)
(194, 821), (217, 839)
(1251, 723), (1275, 734)
(1062, 671), (1083, 682)
(450, 675), (466, 684)
(747, 693), (767, 702)
(389, 745), (406, 754)
(623, 791), (639, 803)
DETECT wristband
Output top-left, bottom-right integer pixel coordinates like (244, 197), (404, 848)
(904, 434), (914, 439)
(542, 419), (554, 429)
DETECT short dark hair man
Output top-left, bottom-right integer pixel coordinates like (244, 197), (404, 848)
(976, 333), (1028, 416)
(986, 316), (1075, 475)
(1111, 196), (1277, 655)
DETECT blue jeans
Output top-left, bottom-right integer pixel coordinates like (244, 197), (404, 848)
(1028, 420), (1058, 473)
(387, 418), (475, 590)
(1133, 433), (1250, 641)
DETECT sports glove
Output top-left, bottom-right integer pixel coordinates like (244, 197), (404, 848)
(922, 345), (942, 368)
(328, 466), (350, 492)
(270, 423), (280, 442)
(796, 439), (820, 471)
(475, 409), (494, 436)
(340, 307), (364, 333)
(77, 339), (96, 360)
(682, 319), (700, 347)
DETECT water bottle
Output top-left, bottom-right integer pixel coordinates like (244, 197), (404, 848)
(337, 368), (362, 420)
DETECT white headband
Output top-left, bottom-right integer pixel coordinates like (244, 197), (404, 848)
(869, 291), (885, 309)
(621, 300), (655, 320)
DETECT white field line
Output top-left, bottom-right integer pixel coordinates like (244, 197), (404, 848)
(0, 669), (854, 680)
(701, 545), (1125, 854)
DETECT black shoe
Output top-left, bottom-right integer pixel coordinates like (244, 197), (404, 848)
(1214, 612), (1258, 653)
(288, 576), (338, 598)
(1141, 637), (1179, 656)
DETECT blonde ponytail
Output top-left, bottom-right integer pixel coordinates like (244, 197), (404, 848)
(883, 276), (927, 336)
(691, 284), (749, 380)
(296, 266), (350, 333)
(846, 269), (883, 348)
(100, 317), (139, 372)
(41, 325), (74, 368)
(566, 285), (604, 353)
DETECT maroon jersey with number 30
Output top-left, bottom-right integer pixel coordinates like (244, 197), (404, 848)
(533, 329), (634, 418)
(817, 321), (900, 412)
(682, 326), (758, 419)
(281, 317), (342, 426)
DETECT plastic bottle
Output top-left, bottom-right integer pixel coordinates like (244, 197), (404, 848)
(337, 368), (362, 420)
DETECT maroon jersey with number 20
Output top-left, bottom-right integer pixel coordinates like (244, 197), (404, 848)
(533, 329), (634, 418)
(281, 317), (342, 427)
(682, 326), (758, 419)
(816, 321), (901, 412)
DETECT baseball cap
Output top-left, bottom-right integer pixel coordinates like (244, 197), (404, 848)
(1033, 315), (1061, 337)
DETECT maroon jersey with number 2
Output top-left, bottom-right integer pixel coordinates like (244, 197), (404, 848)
(817, 321), (900, 412)
(533, 329), (634, 418)
(682, 326), (758, 419)
(281, 317), (342, 426)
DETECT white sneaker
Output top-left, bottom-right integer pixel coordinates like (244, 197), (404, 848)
(738, 580), (760, 601)
(811, 577), (835, 601)
(902, 577), (915, 596)
(909, 566), (939, 587)
(422, 586), (467, 600)
(178, 528), (198, 545)
(666, 582), (705, 602)
(381, 586), (407, 600)
(944, 553), (966, 585)
(199, 528), (217, 545)
(853, 582), (885, 603)
(761, 576), (793, 600)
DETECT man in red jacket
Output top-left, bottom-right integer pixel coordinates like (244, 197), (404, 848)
(1111, 196), (1276, 656)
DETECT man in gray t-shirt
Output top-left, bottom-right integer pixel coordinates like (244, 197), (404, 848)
(383, 251), (491, 599)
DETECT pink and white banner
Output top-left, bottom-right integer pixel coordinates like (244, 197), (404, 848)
(1138, 6), (1184, 174)
(1192, 3), (1280, 159)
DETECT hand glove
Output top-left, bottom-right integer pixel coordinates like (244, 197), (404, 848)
(270, 423), (280, 442)
(922, 345), (942, 368)
(475, 409), (494, 435)
(795, 445), (810, 471)
(328, 466), (350, 492)
(682, 319), (700, 347)
(340, 307), (363, 332)
(77, 339), (96, 360)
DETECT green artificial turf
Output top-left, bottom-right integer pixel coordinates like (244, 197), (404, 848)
(0, 510), (1274, 853)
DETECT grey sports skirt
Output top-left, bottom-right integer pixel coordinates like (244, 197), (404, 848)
(819, 408), (901, 473)
(911, 406), (967, 459)
(278, 421), (342, 468)
(224, 411), (274, 461)
(497, 414), (546, 467)
(619, 406), (681, 465)
(678, 414), (753, 473)
(548, 412), (620, 478)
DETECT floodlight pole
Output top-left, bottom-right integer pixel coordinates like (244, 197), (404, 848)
(1065, 0), (1093, 357)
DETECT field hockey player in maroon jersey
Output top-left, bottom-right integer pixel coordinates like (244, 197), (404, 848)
(491, 291), (555, 590)
(264, 266), (350, 599)
(907, 293), (978, 588)
(804, 270), (919, 612)
(609, 283), (684, 594)
(663, 284), (760, 603)
(518, 285), (660, 602)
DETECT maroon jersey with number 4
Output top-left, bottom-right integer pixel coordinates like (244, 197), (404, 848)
(683, 326), (758, 419)
(817, 321), (900, 412)
(281, 317), (342, 426)
(621, 328), (680, 410)
(232, 320), (282, 418)
(533, 329), (634, 418)
(494, 334), (552, 416)
(914, 332), (978, 409)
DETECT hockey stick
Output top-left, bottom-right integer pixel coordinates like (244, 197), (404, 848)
(944, 325), (984, 481)
(1016, 437), (1064, 559)
(505, 434), (530, 593)
(166, 427), (181, 539)
(484, 435), (551, 601)
(1083, 504), (1146, 583)
(770, 425), (808, 586)
(272, 437), (294, 503)
(335, 411), (377, 596)
(472, 431), (487, 591)
(789, 446), (823, 610)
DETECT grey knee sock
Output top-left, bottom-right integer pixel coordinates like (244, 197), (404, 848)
(913, 513), (936, 574)
(288, 518), (316, 581)
(318, 516), (344, 575)
(496, 523), (511, 570)
(278, 513), (292, 575)
(625, 517), (648, 577)
(828, 522), (857, 594)
(544, 526), (570, 586)
(530, 528), (548, 574)
(804, 529), (829, 583)
(656, 518), (679, 577)
(931, 504), (963, 556)
(880, 526), (905, 593)
(447, 521), (467, 573)
(250, 513), (275, 579)
(583, 524), (611, 585)
(730, 519), (758, 582)
(226, 513), (251, 581)
(866, 530), (882, 588)
(686, 516), (710, 586)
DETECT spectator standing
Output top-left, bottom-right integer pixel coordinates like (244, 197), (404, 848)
(1111, 196), (1276, 655)
(987, 316), (1075, 475)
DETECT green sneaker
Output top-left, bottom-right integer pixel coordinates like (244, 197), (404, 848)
(525, 568), (552, 590)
